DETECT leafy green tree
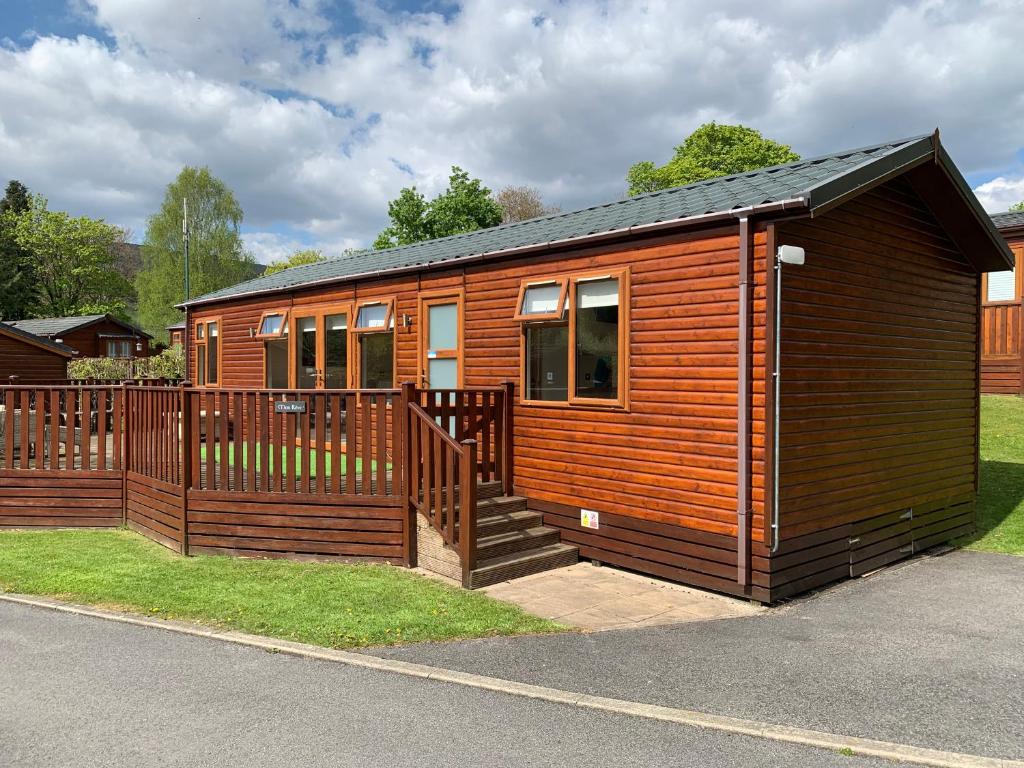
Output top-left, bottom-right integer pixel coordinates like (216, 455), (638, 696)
(136, 167), (255, 341)
(264, 248), (325, 276)
(626, 123), (800, 196)
(1010, 201), (1024, 212)
(0, 180), (38, 320)
(11, 194), (131, 318)
(374, 167), (503, 249)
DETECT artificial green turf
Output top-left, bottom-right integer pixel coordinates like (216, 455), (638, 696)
(967, 395), (1024, 554)
(198, 442), (375, 475)
(0, 529), (563, 648)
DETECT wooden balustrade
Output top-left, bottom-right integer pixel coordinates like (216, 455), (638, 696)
(407, 398), (477, 586)
(0, 385), (124, 472)
(183, 388), (400, 495)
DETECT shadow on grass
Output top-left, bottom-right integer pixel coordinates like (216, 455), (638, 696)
(958, 460), (1024, 552)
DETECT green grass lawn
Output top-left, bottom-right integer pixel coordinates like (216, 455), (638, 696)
(199, 443), (384, 476)
(0, 529), (562, 648)
(967, 395), (1024, 554)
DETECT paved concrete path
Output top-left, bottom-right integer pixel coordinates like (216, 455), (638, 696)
(482, 561), (762, 630)
(372, 550), (1024, 761)
(0, 600), (899, 768)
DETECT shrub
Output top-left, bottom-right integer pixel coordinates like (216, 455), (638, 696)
(68, 345), (185, 381)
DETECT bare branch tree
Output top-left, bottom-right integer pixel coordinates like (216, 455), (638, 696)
(495, 185), (560, 224)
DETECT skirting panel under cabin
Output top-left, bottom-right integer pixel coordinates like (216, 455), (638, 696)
(769, 177), (979, 597)
(0, 469), (122, 528)
(185, 490), (405, 562)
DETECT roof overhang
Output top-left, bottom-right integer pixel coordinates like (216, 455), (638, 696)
(0, 324), (74, 357)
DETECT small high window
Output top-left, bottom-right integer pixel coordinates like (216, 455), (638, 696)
(515, 278), (568, 321)
(256, 310), (288, 338)
(355, 301), (393, 330)
(987, 268), (1016, 302)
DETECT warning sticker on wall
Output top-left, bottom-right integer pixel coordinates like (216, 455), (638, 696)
(580, 509), (599, 529)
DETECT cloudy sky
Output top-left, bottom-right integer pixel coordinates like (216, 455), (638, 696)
(1, 0), (1022, 264)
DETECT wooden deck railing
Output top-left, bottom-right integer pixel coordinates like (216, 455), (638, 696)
(417, 382), (514, 495)
(184, 387), (400, 495)
(407, 398), (477, 586)
(0, 384), (124, 472)
(1, 381), (514, 573)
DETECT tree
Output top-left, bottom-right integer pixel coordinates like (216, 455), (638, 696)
(0, 180), (38, 320)
(1010, 201), (1024, 212)
(11, 194), (132, 318)
(495, 185), (560, 223)
(374, 167), (503, 249)
(264, 248), (326, 276)
(136, 167), (255, 341)
(626, 122), (800, 196)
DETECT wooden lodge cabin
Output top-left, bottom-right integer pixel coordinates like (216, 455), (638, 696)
(981, 211), (1024, 393)
(8, 314), (152, 359)
(0, 322), (73, 383)
(178, 131), (1011, 602)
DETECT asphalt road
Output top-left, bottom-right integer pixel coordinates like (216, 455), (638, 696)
(371, 550), (1024, 761)
(0, 600), (897, 768)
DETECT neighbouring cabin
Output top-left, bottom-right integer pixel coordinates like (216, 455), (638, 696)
(980, 211), (1024, 394)
(0, 322), (73, 383)
(8, 314), (153, 359)
(167, 322), (186, 348)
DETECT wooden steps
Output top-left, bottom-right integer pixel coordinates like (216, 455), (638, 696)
(416, 486), (578, 587)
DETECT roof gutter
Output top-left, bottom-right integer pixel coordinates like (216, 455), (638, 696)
(179, 198), (809, 309)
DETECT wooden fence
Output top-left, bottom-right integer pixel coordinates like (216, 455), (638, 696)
(0, 385), (124, 528)
(0, 382), (512, 574)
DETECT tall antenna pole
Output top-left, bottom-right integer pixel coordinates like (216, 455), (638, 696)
(183, 197), (190, 301)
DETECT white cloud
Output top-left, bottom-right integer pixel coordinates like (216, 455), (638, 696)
(0, 0), (1022, 252)
(242, 231), (362, 265)
(974, 176), (1024, 213)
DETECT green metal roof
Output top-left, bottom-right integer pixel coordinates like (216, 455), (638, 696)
(183, 132), (1007, 306)
(992, 211), (1024, 231)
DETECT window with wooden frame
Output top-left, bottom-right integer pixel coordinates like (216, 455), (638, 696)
(514, 277), (568, 321)
(255, 309), (289, 339)
(194, 318), (222, 387)
(517, 269), (629, 408)
(353, 298), (396, 388)
(983, 247), (1021, 304)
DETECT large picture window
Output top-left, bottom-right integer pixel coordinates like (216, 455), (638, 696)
(517, 270), (628, 407)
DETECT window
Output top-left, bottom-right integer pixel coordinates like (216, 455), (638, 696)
(359, 332), (393, 388)
(106, 339), (131, 358)
(987, 267), (1016, 302)
(573, 278), (620, 401)
(355, 300), (393, 330)
(518, 270), (628, 407)
(194, 318), (221, 386)
(514, 278), (568, 321)
(256, 310), (288, 338)
(265, 339), (289, 388)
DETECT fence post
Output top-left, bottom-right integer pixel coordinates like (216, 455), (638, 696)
(120, 381), (130, 525)
(500, 380), (515, 497)
(400, 381), (417, 568)
(460, 439), (477, 588)
(179, 382), (193, 556)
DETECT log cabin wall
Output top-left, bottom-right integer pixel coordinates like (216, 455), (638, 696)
(768, 179), (978, 599)
(0, 333), (69, 382)
(980, 232), (1024, 394)
(190, 226), (774, 600)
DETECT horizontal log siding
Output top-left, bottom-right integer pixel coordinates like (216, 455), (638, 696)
(0, 335), (68, 382)
(0, 469), (122, 527)
(185, 490), (404, 562)
(771, 179), (977, 596)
